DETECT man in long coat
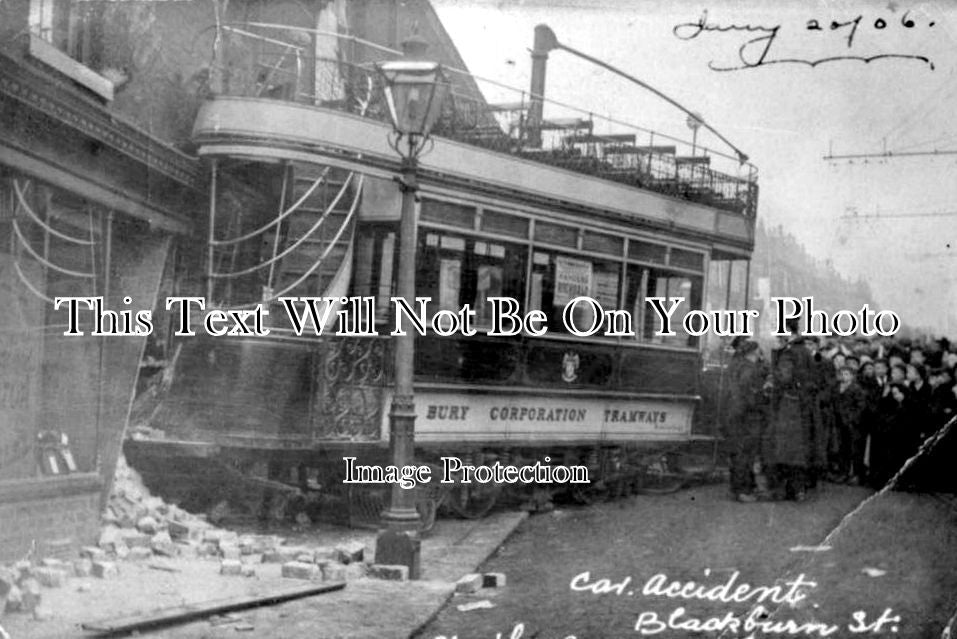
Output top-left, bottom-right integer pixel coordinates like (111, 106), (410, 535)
(763, 330), (817, 501)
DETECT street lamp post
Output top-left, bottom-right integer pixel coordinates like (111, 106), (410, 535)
(374, 48), (450, 580)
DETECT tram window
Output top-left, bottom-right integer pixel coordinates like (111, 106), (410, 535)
(624, 265), (702, 348)
(352, 226), (396, 318)
(420, 200), (475, 229)
(628, 240), (667, 264)
(670, 248), (705, 272)
(529, 251), (620, 336)
(418, 231), (526, 328)
(481, 210), (529, 239)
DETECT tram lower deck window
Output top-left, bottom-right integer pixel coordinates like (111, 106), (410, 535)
(528, 251), (621, 336)
(624, 265), (702, 348)
(418, 231), (526, 328)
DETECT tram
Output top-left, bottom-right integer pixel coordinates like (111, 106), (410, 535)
(124, 16), (758, 531)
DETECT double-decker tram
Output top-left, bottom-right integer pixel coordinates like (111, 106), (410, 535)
(125, 20), (758, 531)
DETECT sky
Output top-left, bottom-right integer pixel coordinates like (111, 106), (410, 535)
(432, 0), (957, 335)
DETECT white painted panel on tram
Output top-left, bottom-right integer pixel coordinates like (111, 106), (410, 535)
(381, 390), (693, 442)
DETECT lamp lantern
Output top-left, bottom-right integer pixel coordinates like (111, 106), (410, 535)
(376, 60), (450, 157)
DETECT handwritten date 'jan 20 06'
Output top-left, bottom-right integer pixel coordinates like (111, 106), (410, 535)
(673, 9), (936, 71)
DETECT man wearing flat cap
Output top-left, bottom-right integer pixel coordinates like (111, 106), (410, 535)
(726, 339), (768, 502)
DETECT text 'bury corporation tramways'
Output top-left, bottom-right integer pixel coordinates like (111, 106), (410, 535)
(414, 392), (691, 436)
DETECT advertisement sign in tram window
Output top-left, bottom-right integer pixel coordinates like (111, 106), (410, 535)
(554, 256), (592, 306)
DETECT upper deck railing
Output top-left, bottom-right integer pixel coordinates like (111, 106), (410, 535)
(207, 23), (758, 217)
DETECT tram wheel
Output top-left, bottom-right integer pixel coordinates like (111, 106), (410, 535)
(447, 483), (501, 519)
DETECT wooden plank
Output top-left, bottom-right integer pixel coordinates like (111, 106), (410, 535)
(28, 35), (114, 101)
(82, 582), (346, 634)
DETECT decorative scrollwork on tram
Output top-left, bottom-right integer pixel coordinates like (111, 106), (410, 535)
(314, 336), (386, 440)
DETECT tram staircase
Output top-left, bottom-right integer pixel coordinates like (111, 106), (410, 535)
(260, 161), (358, 304)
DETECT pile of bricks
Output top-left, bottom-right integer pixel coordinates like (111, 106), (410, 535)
(0, 458), (396, 623)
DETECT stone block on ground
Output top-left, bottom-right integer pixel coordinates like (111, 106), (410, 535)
(281, 562), (318, 580)
(263, 546), (309, 564)
(136, 516), (160, 535)
(343, 562), (368, 581)
(73, 559), (93, 578)
(19, 579), (41, 612)
(241, 564), (257, 578)
(33, 568), (67, 589)
(114, 545), (130, 560)
(368, 565), (409, 581)
(98, 526), (124, 553)
(312, 546), (338, 563)
(128, 547), (152, 561)
(92, 561), (119, 579)
(220, 544), (241, 561)
(4, 585), (22, 612)
(455, 573), (483, 593)
(335, 541), (365, 564)
(151, 531), (178, 557)
(121, 531), (152, 549)
(483, 572), (507, 588)
(0, 568), (16, 596)
(13, 561), (31, 580)
(79, 547), (106, 561)
(320, 562), (346, 582)
(220, 560), (243, 576)
(168, 520), (204, 543)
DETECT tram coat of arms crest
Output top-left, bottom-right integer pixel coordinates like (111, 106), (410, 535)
(561, 351), (580, 383)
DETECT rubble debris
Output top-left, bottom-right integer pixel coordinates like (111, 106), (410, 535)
(455, 573), (483, 593)
(92, 561), (119, 579)
(319, 562), (346, 582)
(19, 578), (41, 612)
(281, 562), (319, 580)
(368, 564), (409, 581)
(335, 541), (365, 564)
(220, 560), (244, 576)
(74, 558), (94, 577)
(862, 567), (887, 577)
(482, 572), (507, 588)
(33, 567), (67, 589)
(4, 585), (22, 613)
(457, 600), (495, 612)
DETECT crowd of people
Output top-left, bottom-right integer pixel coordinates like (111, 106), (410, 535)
(723, 324), (957, 502)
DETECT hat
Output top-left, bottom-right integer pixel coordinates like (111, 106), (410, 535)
(730, 336), (748, 350)
(739, 340), (759, 355)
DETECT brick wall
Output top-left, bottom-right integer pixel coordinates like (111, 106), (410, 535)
(0, 474), (102, 563)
